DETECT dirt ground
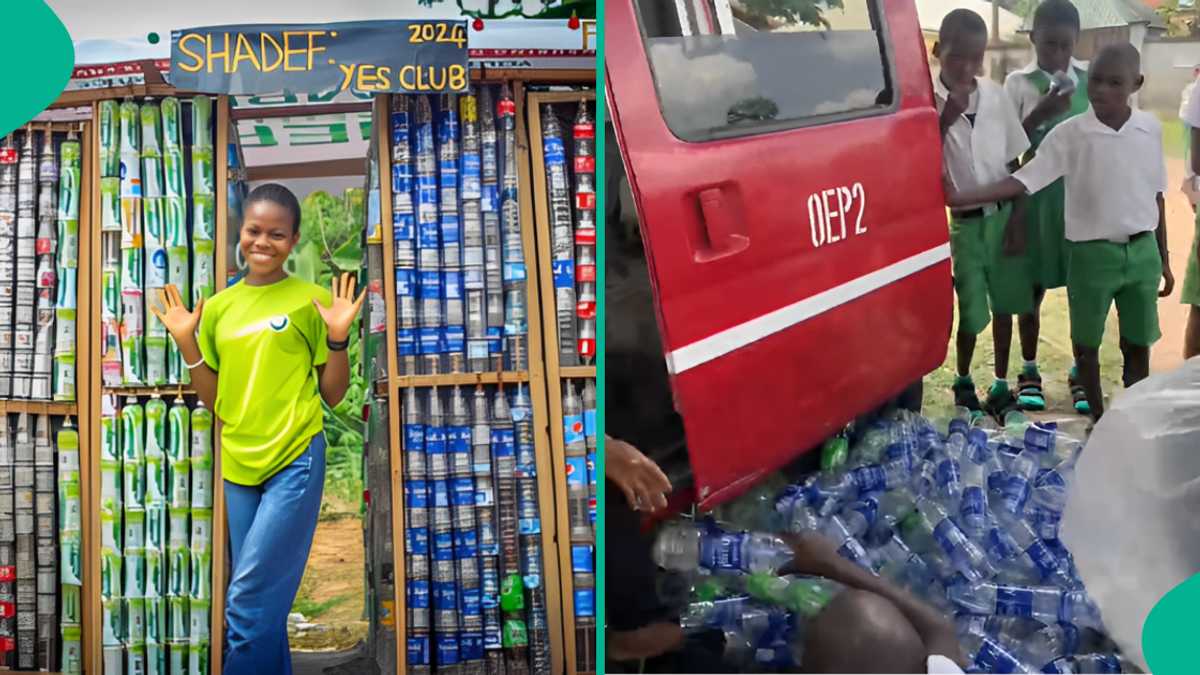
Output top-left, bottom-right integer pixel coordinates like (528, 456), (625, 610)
(291, 515), (369, 651)
(1153, 158), (1194, 374)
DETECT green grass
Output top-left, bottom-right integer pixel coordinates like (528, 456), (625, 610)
(291, 591), (353, 620)
(922, 288), (1125, 420)
(1162, 116), (1189, 161)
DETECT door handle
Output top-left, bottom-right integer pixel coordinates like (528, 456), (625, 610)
(696, 187), (749, 262)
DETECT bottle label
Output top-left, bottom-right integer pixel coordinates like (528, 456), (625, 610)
(426, 427), (446, 455)
(460, 587), (482, 617)
(948, 418), (969, 438)
(837, 537), (870, 567)
(433, 531), (454, 561)
(960, 487), (987, 520)
(449, 426), (470, 454)
(403, 424), (424, 451)
(394, 212), (415, 241)
(565, 456), (587, 489)
(436, 634), (460, 665)
(1024, 423), (1056, 455)
(973, 637), (1022, 674)
(985, 527), (1017, 561)
(1001, 476), (1031, 513)
(574, 588), (595, 617)
(407, 636), (430, 666)
(563, 413), (585, 446)
(407, 579), (430, 608)
(583, 408), (596, 438)
(1028, 541), (1062, 578)
(553, 260), (575, 289)
(849, 498), (878, 528)
(932, 518), (968, 557)
(407, 481), (429, 508)
(698, 532), (746, 572)
(432, 481), (450, 507)
(454, 530), (477, 558)
(936, 459), (961, 491)
(452, 477), (475, 507)
(491, 429), (515, 457)
(572, 545), (594, 573)
(407, 527), (429, 556)
(995, 586), (1034, 617)
(852, 466), (886, 494)
(433, 579), (458, 608)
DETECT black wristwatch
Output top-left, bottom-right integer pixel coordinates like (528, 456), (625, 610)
(327, 336), (350, 352)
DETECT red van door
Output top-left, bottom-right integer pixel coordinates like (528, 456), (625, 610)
(606, 0), (952, 509)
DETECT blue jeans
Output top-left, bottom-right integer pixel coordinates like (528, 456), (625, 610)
(222, 433), (326, 675)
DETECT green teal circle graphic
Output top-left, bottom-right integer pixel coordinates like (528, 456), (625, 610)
(1144, 572), (1200, 674)
(0, 1), (73, 136)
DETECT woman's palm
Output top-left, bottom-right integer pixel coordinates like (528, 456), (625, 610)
(315, 273), (365, 339)
(151, 285), (203, 341)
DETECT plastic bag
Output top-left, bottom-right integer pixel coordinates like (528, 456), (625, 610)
(1060, 358), (1200, 671)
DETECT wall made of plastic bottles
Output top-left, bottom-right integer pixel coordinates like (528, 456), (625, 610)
(361, 82), (594, 675)
(99, 394), (214, 675)
(0, 125), (80, 402)
(96, 96), (217, 390)
(528, 94), (598, 675)
(0, 412), (78, 670)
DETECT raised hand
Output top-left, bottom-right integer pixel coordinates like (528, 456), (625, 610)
(314, 272), (366, 341)
(149, 284), (203, 346)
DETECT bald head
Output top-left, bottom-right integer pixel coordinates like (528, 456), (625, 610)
(802, 590), (928, 673)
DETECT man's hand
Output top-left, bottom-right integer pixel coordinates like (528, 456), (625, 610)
(778, 531), (842, 578)
(939, 85), (970, 135)
(608, 622), (685, 662)
(1031, 90), (1072, 124)
(1161, 262), (1176, 298)
(942, 175), (961, 208)
(606, 436), (672, 512)
(1003, 207), (1027, 257)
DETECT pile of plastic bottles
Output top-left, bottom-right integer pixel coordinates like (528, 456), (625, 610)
(653, 409), (1132, 673)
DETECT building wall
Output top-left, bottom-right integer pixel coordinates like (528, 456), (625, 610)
(1142, 37), (1200, 117)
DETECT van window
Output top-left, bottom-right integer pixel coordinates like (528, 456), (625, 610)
(634, 0), (894, 142)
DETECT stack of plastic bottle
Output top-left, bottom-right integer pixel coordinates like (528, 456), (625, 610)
(537, 100), (597, 368)
(96, 96), (215, 389)
(562, 380), (597, 672)
(653, 409), (1132, 674)
(402, 381), (553, 675)
(0, 125), (78, 402)
(392, 86), (524, 377)
(100, 393), (214, 675)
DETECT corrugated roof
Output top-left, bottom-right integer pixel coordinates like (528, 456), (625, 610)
(1020, 0), (1166, 31)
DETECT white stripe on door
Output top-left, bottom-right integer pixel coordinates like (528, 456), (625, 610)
(665, 243), (952, 375)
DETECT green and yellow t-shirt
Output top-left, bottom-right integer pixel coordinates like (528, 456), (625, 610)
(198, 275), (332, 485)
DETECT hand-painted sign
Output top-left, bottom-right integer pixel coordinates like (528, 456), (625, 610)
(170, 20), (468, 95)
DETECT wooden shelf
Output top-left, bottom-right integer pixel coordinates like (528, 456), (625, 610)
(103, 386), (197, 398)
(559, 366), (597, 380)
(393, 371), (531, 388)
(0, 400), (79, 415)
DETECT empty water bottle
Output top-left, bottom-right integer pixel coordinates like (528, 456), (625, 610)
(653, 521), (794, 575)
(916, 499), (995, 582)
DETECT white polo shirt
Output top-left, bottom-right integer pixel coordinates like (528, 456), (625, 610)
(1013, 107), (1167, 243)
(1180, 80), (1200, 178)
(1003, 58), (1090, 121)
(935, 75), (1030, 210)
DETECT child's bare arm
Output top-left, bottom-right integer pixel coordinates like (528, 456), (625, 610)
(1157, 193), (1174, 298)
(945, 177), (1027, 209)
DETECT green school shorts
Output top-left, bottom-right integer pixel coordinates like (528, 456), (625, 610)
(1066, 235), (1163, 349)
(950, 204), (1035, 336)
(1026, 178), (1069, 291)
(1182, 206), (1200, 307)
